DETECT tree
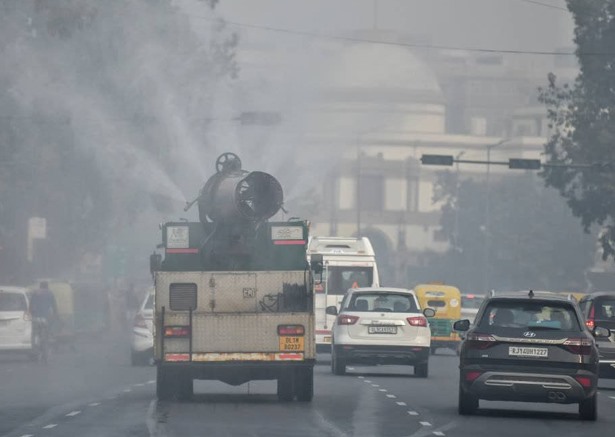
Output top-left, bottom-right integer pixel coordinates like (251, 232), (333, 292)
(0, 0), (237, 281)
(538, 0), (615, 259)
(420, 171), (595, 293)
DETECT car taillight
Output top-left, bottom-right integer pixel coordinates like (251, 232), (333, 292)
(585, 319), (595, 330)
(278, 324), (305, 335)
(563, 338), (593, 355)
(574, 376), (593, 388)
(465, 371), (483, 382)
(164, 326), (190, 337)
(337, 315), (359, 325)
(134, 313), (147, 329)
(586, 305), (595, 329)
(465, 333), (497, 350)
(407, 316), (427, 327)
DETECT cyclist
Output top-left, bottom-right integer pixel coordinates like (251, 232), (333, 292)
(29, 281), (58, 361)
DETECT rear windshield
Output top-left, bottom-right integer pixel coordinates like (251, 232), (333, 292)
(477, 300), (581, 331)
(324, 266), (373, 295)
(461, 296), (485, 309)
(343, 293), (418, 313)
(143, 294), (154, 310)
(593, 298), (615, 320)
(0, 292), (27, 311)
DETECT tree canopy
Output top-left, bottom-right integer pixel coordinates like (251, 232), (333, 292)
(539, 0), (615, 259)
(415, 171), (595, 293)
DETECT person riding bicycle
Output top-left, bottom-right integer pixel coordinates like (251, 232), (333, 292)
(30, 281), (58, 346)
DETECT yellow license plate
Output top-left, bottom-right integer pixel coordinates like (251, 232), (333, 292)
(279, 336), (304, 351)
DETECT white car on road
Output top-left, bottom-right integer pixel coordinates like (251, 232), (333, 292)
(327, 287), (435, 377)
(130, 288), (154, 366)
(0, 286), (33, 357)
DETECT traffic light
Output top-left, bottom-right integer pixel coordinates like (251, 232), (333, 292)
(420, 154), (454, 166)
(508, 158), (541, 170)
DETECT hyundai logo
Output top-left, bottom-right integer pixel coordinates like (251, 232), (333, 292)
(523, 331), (536, 338)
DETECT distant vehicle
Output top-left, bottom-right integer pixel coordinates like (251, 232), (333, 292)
(460, 294), (485, 323)
(578, 292), (615, 379)
(455, 290), (608, 420)
(307, 236), (379, 351)
(327, 287), (434, 377)
(130, 287), (154, 366)
(414, 283), (462, 354)
(0, 286), (34, 358)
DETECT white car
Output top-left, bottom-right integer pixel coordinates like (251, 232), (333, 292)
(0, 286), (33, 356)
(130, 288), (154, 366)
(327, 287), (435, 377)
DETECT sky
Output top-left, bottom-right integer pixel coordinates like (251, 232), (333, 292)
(211, 0), (575, 53)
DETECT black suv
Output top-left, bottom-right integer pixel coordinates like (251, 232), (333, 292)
(578, 292), (615, 378)
(454, 291), (610, 420)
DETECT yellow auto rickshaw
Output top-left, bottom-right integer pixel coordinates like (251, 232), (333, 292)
(414, 282), (462, 355)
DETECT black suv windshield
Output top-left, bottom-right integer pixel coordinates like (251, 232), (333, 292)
(477, 300), (582, 331)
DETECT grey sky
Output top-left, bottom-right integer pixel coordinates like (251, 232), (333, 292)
(214, 0), (574, 53)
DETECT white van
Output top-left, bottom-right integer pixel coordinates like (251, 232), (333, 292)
(307, 237), (380, 350)
(0, 286), (33, 354)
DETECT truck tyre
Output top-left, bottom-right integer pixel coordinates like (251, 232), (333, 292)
(295, 367), (314, 402)
(458, 382), (478, 415)
(177, 376), (193, 401)
(156, 367), (174, 401)
(331, 349), (346, 376)
(414, 361), (429, 378)
(277, 371), (294, 402)
(579, 394), (597, 421)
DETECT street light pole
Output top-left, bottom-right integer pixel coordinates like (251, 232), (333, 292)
(484, 139), (511, 292)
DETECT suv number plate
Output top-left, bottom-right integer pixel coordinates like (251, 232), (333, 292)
(508, 346), (548, 358)
(368, 326), (397, 334)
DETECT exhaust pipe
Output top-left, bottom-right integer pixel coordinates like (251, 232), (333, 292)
(548, 391), (567, 402)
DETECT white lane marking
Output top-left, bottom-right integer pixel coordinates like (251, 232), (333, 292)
(43, 424), (57, 429)
(397, 401), (407, 406)
(134, 383), (145, 387)
(433, 432), (445, 436)
(88, 402), (101, 407)
(66, 410), (81, 417)
(314, 409), (351, 437)
(19, 435), (34, 437)
(347, 367), (355, 370)
(371, 384), (379, 387)
(386, 394), (396, 399)
(408, 411), (419, 416)
(420, 422), (432, 427)
(147, 380), (155, 384)
(364, 380), (371, 383)
(609, 396), (615, 400)
(379, 389), (387, 392)
(358, 376), (364, 379)
(123, 388), (132, 393)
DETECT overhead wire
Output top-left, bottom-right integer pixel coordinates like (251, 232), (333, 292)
(187, 14), (609, 57)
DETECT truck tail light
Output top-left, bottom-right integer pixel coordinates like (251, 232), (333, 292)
(337, 315), (359, 325)
(563, 338), (593, 355)
(407, 316), (427, 327)
(465, 333), (497, 350)
(278, 325), (305, 336)
(164, 326), (190, 337)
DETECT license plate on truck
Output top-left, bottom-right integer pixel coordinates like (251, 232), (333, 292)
(279, 336), (304, 351)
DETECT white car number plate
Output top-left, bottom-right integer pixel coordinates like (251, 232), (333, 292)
(368, 326), (397, 334)
(508, 346), (548, 358)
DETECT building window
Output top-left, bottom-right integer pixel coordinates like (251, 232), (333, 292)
(358, 174), (383, 212)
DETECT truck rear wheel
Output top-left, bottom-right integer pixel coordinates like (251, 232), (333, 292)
(295, 367), (314, 402)
(277, 371), (295, 402)
(156, 367), (174, 401)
